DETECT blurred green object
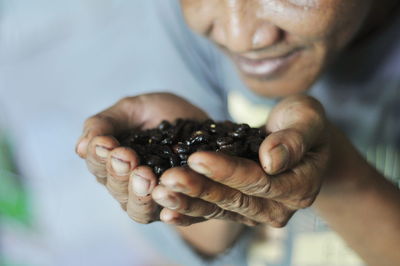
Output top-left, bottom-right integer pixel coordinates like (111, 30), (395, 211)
(0, 131), (31, 225)
(0, 257), (25, 266)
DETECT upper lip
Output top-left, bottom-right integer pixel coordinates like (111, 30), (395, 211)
(231, 48), (301, 62)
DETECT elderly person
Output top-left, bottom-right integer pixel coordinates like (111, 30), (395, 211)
(2, 0), (399, 265)
(75, 0), (400, 265)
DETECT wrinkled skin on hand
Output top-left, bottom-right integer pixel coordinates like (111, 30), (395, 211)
(76, 93), (330, 227)
(76, 93), (209, 223)
(153, 94), (330, 227)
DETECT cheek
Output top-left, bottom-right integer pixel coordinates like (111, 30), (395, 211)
(180, 0), (217, 34)
(258, 0), (372, 49)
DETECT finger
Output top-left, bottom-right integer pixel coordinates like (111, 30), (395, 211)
(160, 167), (286, 226)
(152, 185), (258, 226)
(85, 135), (119, 182)
(188, 150), (326, 209)
(262, 95), (326, 174)
(188, 152), (272, 198)
(76, 115), (121, 159)
(76, 97), (142, 158)
(105, 146), (140, 203)
(160, 167), (262, 217)
(159, 208), (206, 226)
(126, 166), (159, 224)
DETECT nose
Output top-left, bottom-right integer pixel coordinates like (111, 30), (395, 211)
(211, 2), (282, 53)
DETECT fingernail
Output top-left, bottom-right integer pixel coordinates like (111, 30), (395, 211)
(111, 157), (130, 175)
(159, 195), (180, 210)
(132, 173), (150, 197)
(160, 178), (189, 193)
(188, 162), (211, 177)
(95, 145), (110, 159)
(266, 144), (289, 174)
(160, 211), (174, 222)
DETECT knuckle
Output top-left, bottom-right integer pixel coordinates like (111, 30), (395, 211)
(233, 193), (249, 210)
(297, 197), (315, 208)
(133, 217), (153, 224)
(205, 191), (225, 205)
(88, 165), (107, 179)
(87, 156), (107, 171)
(269, 208), (291, 228)
(194, 181), (223, 202)
(218, 191), (245, 210)
(126, 210), (154, 224)
(204, 206), (225, 219)
(292, 194), (318, 209)
(250, 174), (271, 197)
(258, 202), (291, 227)
(269, 216), (289, 228)
(115, 195), (129, 203)
(247, 200), (265, 218)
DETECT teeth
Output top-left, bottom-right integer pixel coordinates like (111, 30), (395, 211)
(239, 58), (284, 75)
(235, 50), (299, 76)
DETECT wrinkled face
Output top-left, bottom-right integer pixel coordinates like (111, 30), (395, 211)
(180, 0), (374, 97)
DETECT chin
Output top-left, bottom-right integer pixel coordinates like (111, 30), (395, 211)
(238, 70), (319, 98)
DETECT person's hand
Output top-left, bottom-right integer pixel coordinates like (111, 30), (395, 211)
(75, 92), (211, 223)
(152, 95), (330, 227)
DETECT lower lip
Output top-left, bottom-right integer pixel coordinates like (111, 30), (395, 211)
(233, 50), (301, 78)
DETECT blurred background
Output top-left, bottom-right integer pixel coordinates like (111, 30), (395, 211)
(0, 0), (184, 265)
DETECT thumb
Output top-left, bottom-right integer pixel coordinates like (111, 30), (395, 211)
(260, 95), (327, 175)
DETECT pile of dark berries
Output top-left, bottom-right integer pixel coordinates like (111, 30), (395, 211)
(118, 119), (267, 177)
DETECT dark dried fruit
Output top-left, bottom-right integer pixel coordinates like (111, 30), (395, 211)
(161, 137), (174, 145)
(188, 131), (210, 145)
(117, 119), (267, 177)
(178, 153), (189, 161)
(169, 154), (180, 167)
(172, 143), (191, 154)
(145, 155), (166, 167)
(216, 136), (234, 146)
(158, 120), (171, 131)
(153, 165), (167, 176)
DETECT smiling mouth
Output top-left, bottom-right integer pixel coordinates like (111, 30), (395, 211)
(231, 49), (302, 78)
